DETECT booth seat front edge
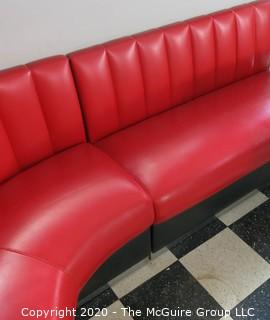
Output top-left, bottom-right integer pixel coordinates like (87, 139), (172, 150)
(0, 56), (154, 320)
(0, 1), (270, 319)
(69, 0), (270, 251)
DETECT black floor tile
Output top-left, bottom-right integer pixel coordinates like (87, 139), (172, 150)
(121, 261), (224, 320)
(168, 217), (226, 259)
(76, 287), (118, 319)
(230, 199), (270, 263)
(259, 184), (270, 198)
(231, 279), (270, 320)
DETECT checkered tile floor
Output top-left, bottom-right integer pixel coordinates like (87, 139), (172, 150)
(77, 186), (270, 320)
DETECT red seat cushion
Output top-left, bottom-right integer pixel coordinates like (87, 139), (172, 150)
(97, 72), (270, 224)
(0, 143), (154, 318)
(0, 249), (77, 320)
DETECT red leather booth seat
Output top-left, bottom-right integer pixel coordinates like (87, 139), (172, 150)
(0, 57), (154, 319)
(70, 0), (270, 224)
(1, 1), (270, 319)
(97, 72), (270, 223)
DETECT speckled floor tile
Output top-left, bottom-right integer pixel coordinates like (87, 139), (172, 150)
(92, 301), (133, 319)
(180, 228), (270, 310)
(230, 199), (270, 263)
(76, 287), (118, 319)
(216, 190), (268, 226)
(231, 279), (270, 320)
(77, 190), (270, 319)
(121, 261), (223, 320)
(109, 248), (177, 298)
(168, 217), (226, 259)
(259, 183), (270, 198)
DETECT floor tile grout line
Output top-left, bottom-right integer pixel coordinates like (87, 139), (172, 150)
(78, 189), (270, 319)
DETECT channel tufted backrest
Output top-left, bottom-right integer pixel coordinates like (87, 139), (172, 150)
(0, 56), (86, 183)
(70, 0), (270, 142)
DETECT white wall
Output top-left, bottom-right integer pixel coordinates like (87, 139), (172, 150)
(0, 0), (251, 69)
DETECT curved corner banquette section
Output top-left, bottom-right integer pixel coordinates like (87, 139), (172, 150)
(0, 57), (154, 319)
(0, 1), (270, 319)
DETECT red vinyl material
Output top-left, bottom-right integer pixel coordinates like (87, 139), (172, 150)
(1, 1), (270, 319)
(98, 72), (270, 223)
(70, 1), (270, 142)
(0, 249), (77, 320)
(0, 56), (86, 183)
(0, 144), (154, 319)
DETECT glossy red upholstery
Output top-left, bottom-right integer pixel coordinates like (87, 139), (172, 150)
(70, 1), (270, 142)
(70, 0), (270, 224)
(1, 249), (77, 320)
(98, 72), (270, 223)
(1, 1), (270, 319)
(0, 56), (86, 183)
(0, 57), (154, 319)
(0, 144), (154, 319)
(0, 144), (153, 271)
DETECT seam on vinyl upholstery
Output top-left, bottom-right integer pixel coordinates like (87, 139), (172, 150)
(68, 58), (91, 142)
(0, 247), (65, 272)
(0, 117), (20, 170)
(211, 17), (218, 89)
(27, 66), (54, 153)
(104, 46), (122, 129)
(188, 24), (196, 97)
(232, 10), (239, 80)
(252, 5), (257, 72)
(163, 32), (173, 106)
(133, 36), (149, 118)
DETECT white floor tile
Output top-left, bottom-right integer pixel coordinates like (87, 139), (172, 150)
(216, 190), (268, 226)
(180, 228), (270, 310)
(109, 248), (177, 298)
